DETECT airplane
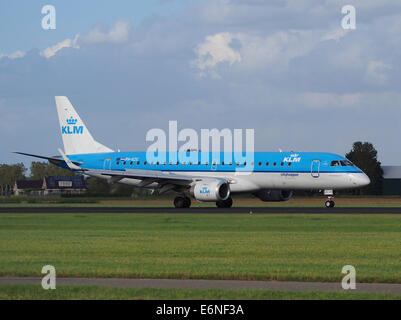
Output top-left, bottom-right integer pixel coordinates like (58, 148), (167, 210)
(16, 96), (370, 208)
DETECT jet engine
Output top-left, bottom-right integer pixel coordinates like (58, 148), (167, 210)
(253, 189), (293, 202)
(191, 180), (230, 202)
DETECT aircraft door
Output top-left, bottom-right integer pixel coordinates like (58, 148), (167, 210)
(311, 160), (320, 178)
(103, 158), (112, 170)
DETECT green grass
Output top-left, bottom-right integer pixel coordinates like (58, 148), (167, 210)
(0, 285), (400, 300)
(1, 200), (401, 207)
(1, 195), (401, 207)
(0, 213), (400, 283)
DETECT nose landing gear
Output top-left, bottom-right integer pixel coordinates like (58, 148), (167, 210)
(323, 190), (335, 208)
(325, 198), (335, 208)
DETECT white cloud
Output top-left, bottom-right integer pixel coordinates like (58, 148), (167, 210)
(192, 32), (241, 77)
(193, 30), (323, 77)
(39, 20), (131, 59)
(0, 50), (25, 60)
(237, 30), (320, 71)
(41, 35), (80, 58)
(300, 92), (362, 108)
(321, 28), (348, 41)
(366, 60), (392, 85)
(81, 20), (131, 44)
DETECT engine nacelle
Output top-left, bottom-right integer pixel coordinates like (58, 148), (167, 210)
(253, 189), (293, 202)
(191, 180), (230, 202)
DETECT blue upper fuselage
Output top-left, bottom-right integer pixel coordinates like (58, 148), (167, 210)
(65, 151), (362, 174)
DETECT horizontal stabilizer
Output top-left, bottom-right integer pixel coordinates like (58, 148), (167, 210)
(13, 151), (82, 166)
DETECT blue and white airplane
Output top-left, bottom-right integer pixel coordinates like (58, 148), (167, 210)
(16, 96), (370, 208)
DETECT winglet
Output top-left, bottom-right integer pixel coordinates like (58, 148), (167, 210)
(58, 148), (84, 171)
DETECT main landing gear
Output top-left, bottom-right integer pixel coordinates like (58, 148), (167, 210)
(216, 197), (233, 208)
(173, 196), (191, 208)
(173, 196), (234, 208)
(324, 190), (335, 208)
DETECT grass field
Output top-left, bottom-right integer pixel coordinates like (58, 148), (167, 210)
(0, 213), (400, 284)
(1, 285), (400, 300)
(2, 196), (401, 207)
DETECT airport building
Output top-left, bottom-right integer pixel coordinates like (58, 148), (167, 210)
(382, 166), (401, 195)
(14, 176), (87, 196)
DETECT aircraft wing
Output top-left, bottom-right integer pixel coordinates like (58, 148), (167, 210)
(87, 168), (195, 186)
(56, 150), (208, 186)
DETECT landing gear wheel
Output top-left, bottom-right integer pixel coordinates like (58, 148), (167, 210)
(183, 197), (191, 208)
(216, 197), (233, 208)
(174, 196), (191, 208)
(323, 190), (335, 208)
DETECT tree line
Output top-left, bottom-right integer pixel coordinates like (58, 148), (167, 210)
(0, 142), (384, 196)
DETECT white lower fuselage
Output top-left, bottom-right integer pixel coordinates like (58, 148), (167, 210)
(87, 170), (369, 193)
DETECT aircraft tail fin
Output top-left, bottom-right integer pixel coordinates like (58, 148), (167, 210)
(55, 96), (113, 155)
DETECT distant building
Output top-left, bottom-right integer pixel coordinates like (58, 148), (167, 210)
(382, 166), (401, 195)
(14, 176), (87, 196)
(43, 176), (86, 195)
(14, 180), (43, 196)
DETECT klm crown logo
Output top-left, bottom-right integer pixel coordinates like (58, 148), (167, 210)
(62, 116), (83, 135)
(66, 116), (78, 125)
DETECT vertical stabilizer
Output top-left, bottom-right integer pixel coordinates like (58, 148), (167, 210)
(55, 96), (113, 155)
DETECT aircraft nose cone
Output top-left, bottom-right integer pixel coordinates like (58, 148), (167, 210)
(351, 173), (370, 187)
(361, 173), (371, 187)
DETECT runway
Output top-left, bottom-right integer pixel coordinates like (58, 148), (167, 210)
(1, 206), (401, 214)
(1, 277), (401, 294)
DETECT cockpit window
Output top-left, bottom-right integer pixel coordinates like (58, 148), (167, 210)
(330, 160), (340, 167)
(340, 160), (354, 167)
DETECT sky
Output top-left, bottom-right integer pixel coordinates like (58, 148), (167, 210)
(1, 0), (401, 168)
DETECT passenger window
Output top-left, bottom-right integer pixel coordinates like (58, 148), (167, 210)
(258, 162), (261, 166)
(116, 161), (119, 165)
(288, 162), (291, 166)
(137, 161), (140, 165)
(273, 162), (276, 166)
(281, 162), (284, 166)
(266, 162), (269, 166)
